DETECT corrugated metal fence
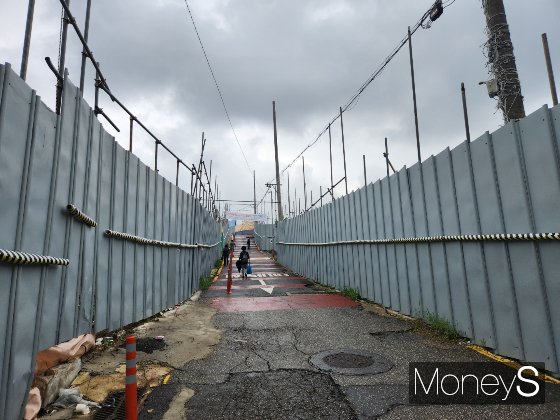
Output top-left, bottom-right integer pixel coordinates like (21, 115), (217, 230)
(275, 104), (560, 375)
(254, 224), (276, 251)
(0, 63), (221, 419)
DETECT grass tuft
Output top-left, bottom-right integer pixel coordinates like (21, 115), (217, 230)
(422, 311), (464, 340)
(199, 275), (214, 290)
(340, 287), (361, 301)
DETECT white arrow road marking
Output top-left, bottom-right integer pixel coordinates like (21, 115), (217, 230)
(257, 278), (274, 294)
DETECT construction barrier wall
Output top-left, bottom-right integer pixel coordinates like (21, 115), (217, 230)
(254, 224), (276, 251)
(276, 104), (560, 376)
(0, 63), (221, 419)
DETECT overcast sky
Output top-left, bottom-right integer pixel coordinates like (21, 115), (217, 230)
(1, 0), (559, 221)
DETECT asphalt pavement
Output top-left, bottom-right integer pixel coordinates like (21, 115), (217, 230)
(139, 234), (560, 419)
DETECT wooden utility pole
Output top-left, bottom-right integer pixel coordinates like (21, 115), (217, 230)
(272, 101), (284, 221)
(482, 0), (525, 121)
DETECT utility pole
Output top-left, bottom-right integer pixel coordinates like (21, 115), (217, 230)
(482, 0), (525, 121)
(408, 26), (422, 162)
(363, 155), (367, 186)
(328, 124), (334, 201)
(339, 107), (348, 195)
(272, 101), (284, 221)
(287, 173), (291, 217)
(302, 156), (307, 210)
(270, 190), (274, 224)
(253, 171), (257, 214)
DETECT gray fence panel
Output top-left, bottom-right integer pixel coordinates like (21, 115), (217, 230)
(391, 173), (410, 314)
(366, 183), (382, 302)
(423, 157), (453, 322)
(492, 122), (557, 372)
(0, 80), (40, 420)
(335, 197), (346, 290)
(382, 177), (399, 309)
(470, 132), (523, 359)
(94, 131), (114, 333)
(451, 141), (495, 348)
(58, 85), (85, 344)
(342, 197), (350, 289)
(348, 193), (360, 292)
(323, 203), (333, 286)
(322, 203), (331, 284)
(408, 163), (436, 314)
(109, 145), (126, 331)
(312, 209), (319, 281)
(162, 181), (171, 309)
(135, 161), (147, 321)
(0, 68), (22, 385)
(343, 194), (356, 291)
(435, 149), (472, 337)
(373, 181), (390, 306)
(399, 169), (420, 315)
(354, 188), (368, 299)
(177, 191), (185, 301)
(123, 154), (138, 326)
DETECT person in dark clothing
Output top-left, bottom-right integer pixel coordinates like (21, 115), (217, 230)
(222, 243), (230, 266)
(247, 237), (251, 250)
(239, 246), (250, 278)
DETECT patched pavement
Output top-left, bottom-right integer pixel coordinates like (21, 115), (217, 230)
(140, 234), (560, 419)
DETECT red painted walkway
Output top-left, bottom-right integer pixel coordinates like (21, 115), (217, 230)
(209, 294), (358, 313)
(205, 233), (357, 312)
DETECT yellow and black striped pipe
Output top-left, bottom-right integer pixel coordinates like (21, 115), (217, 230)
(66, 204), (97, 227)
(0, 249), (69, 266)
(104, 229), (220, 249)
(277, 232), (560, 246)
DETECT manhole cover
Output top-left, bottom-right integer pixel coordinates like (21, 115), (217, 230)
(323, 352), (375, 368)
(310, 349), (393, 375)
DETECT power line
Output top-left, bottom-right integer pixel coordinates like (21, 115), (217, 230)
(182, 0), (252, 176)
(270, 0), (454, 182)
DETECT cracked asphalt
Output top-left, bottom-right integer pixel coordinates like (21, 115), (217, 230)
(140, 235), (560, 419)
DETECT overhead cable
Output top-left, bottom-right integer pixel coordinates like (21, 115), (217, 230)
(182, 0), (253, 176)
(272, 0), (455, 180)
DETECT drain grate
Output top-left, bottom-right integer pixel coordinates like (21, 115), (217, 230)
(310, 349), (393, 375)
(323, 352), (375, 369)
(94, 388), (145, 420)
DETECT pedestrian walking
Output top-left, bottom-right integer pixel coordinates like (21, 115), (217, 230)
(222, 243), (230, 266)
(238, 246), (250, 278)
(247, 237), (251, 250)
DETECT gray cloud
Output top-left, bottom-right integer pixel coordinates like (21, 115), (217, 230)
(1, 0), (559, 220)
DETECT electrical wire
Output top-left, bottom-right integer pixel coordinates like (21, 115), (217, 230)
(268, 0), (455, 183)
(182, 0), (253, 176)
